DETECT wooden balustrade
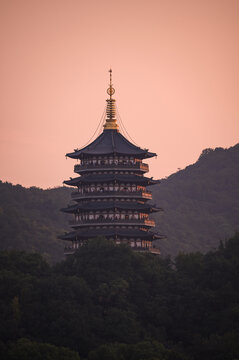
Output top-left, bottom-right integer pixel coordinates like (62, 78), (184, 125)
(74, 162), (149, 172)
(69, 218), (155, 227)
(71, 190), (152, 200)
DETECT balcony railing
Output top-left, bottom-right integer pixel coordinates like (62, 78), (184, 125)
(71, 190), (152, 200)
(74, 162), (149, 173)
(69, 218), (155, 227)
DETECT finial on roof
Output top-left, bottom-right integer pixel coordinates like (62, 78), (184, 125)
(104, 69), (119, 131)
(107, 69), (115, 99)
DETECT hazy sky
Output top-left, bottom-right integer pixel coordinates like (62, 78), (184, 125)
(1, 0), (238, 188)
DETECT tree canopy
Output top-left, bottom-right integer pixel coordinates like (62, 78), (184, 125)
(0, 234), (239, 359)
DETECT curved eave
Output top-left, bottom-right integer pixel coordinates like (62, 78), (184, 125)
(59, 228), (161, 241)
(64, 174), (159, 187)
(66, 150), (156, 159)
(61, 202), (162, 214)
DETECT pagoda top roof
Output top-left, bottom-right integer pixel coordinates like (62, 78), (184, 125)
(61, 201), (161, 213)
(64, 173), (159, 186)
(60, 228), (162, 241)
(66, 130), (156, 159)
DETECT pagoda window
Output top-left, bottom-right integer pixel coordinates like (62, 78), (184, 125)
(130, 242), (134, 248)
(109, 212), (114, 220)
(116, 240), (120, 244)
(89, 212), (94, 220)
(109, 183), (114, 191)
(134, 213), (139, 219)
(121, 211), (126, 219)
(132, 184), (136, 191)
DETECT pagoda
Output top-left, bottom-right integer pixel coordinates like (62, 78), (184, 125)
(60, 70), (162, 255)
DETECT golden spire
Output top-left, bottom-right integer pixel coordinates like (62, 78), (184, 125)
(103, 69), (119, 131)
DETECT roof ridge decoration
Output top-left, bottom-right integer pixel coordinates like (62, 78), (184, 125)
(103, 69), (119, 131)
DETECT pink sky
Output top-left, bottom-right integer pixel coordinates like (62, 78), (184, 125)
(0, 0), (239, 188)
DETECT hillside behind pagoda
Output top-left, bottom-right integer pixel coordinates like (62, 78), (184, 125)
(0, 184), (71, 263)
(0, 143), (238, 261)
(152, 143), (239, 256)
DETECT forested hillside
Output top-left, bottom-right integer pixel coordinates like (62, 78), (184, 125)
(0, 143), (238, 261)
(0, 182), (71, 263)
(0, 235), (239, 359)
(153, 143), (239, 256)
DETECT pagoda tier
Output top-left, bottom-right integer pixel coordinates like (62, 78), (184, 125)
(60, 70), (162, 255)
(60, 228), (162, 255)
(61, 201), (161, 229)
(74, 159), (149, 175)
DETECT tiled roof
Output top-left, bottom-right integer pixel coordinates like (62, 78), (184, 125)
(66, 129), (156, 159)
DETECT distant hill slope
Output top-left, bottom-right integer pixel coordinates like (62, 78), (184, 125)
(152, 143), (239, 256)
(0, 182), (71, 262)
(0, 143), (238, 261)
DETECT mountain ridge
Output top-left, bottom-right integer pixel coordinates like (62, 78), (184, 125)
(152, 143), (239, 255)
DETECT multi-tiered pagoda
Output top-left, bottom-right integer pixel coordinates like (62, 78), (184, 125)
(61, 70), (162, 255)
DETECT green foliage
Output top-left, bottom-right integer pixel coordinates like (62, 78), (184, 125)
(88, 340), (185, 360)
(0, 338), (80, 360)
(0, 234), (239, 359)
